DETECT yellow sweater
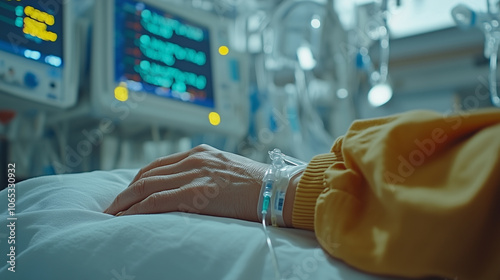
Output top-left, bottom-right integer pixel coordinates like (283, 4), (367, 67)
(292, 109), (500, 280)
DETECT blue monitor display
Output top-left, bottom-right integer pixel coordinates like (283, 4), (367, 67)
(114, 0), (215, 108)
(0, 0), (63, 68)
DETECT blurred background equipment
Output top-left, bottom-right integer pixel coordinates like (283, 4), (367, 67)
(90, 0), (249, 137)
(452, 0), (500, 107)
(0, 0), (91, 109)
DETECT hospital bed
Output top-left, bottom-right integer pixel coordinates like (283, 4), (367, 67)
(0, 169), (429, 280)
(0, 0), (483, 277)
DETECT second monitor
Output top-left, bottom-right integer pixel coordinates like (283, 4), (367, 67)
(91, 0), (249, 137)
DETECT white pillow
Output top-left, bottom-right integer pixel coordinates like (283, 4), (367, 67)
(0, 169), (391, 280)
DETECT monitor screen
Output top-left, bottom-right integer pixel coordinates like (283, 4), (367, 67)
(114, 0), (215, 108)
(0, 0), (63, 68)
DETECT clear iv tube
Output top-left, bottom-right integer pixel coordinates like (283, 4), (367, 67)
(281, 153), (307, 166)
(262, 217), (281, 280)
(260, 149), (282, 280)
(379, 0), (390, 84)
(489, 37), (500, 106)
(379, 33), (390, 84)
(487, 0), (500, 107)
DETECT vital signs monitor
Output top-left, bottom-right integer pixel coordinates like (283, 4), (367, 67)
(0, 0), (85, 108)
(91, 0), (249, 136)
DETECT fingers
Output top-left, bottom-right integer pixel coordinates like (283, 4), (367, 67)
(121, 189), (187, 215)
(105, 146), (215, 215)
(129, 145), (215, 185)
(129, 149), (192, 185)
(104, 169), (198, 215)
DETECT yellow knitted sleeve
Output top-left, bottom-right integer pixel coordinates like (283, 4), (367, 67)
(292, 109), (500, 280)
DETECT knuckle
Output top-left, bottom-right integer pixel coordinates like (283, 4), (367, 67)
(139, 164), (151, 176)
(197, 144), (210, 150)
(192, 144), (214, 154)
(184, 153), (205, 167)
(131, 179), (147, 197)
(141, 168), (155, 179)
(143, 193), (161, 212)
(134, 167), (149, 182)
(152, 157), (165, 168)
(199, 165), (212, 176)
(137, 166), (146, 175)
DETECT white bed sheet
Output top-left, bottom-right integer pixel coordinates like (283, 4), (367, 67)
(0, 169), (398, 280)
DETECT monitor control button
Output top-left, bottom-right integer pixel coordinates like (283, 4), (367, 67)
(24, 72), (39, 88)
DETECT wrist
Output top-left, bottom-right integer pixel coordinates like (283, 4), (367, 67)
(283, 171), (302, 227)
(256, 149), (307, 227)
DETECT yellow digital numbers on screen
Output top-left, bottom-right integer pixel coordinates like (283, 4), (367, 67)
(24, 6), (54, 25)
(22, 6), (58, 42)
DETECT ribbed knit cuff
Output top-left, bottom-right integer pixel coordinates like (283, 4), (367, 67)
(292, 153), (341, 230)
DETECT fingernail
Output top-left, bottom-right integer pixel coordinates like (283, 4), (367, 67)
(115, 211), (124, 216)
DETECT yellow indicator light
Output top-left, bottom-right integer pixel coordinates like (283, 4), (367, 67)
(114, 84), (129, 102)
(208, 112), (221, 126)
(218, 45), (229, 56)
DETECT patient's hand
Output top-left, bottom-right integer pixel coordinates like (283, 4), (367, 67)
(104, 144), (269, 222)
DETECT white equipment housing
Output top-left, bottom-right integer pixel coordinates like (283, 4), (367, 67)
(0, 0), (85, 109)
